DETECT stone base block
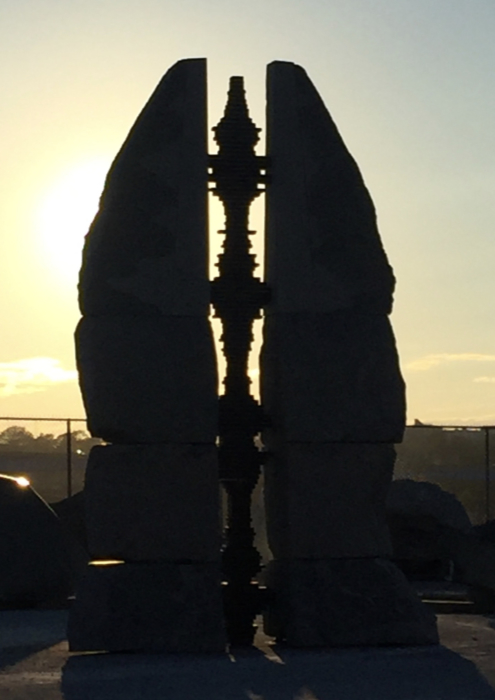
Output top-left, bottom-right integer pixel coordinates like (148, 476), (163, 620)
(67, 561), (226, 652)
(261, 312), (405, 443)
(263, 558), (438, 647)
(76, 316), (218, 443)
(85, 444), (221, 561)
(264, 443), (394, 559)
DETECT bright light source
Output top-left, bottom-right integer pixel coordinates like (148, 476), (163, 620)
(16, 476), (30, 488)
(37, 159), (109, 283)
(89, 560), (125, 567)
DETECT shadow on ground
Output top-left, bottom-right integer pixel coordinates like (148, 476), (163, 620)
(62, 644), (495, 700)
(0, 610), (67, 671)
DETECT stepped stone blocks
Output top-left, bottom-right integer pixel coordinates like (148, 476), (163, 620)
(68, 59), (225, 652)
(261, 61), (438, 645)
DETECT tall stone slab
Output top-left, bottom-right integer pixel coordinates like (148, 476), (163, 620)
(79, 59), (210, 319)
(261, 61), (437, 646)
(264, 63), (394, 317)
(68, 59), (225, 653)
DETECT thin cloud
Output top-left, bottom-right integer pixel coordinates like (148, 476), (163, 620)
(405, 353), (495, 372)
(474, 376), (495, 384)
(0, 358), (77, 397)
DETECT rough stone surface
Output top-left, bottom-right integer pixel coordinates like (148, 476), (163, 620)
(51, 491), (88, 553)
(0, 475), (87, 605)
(265, 60), (395, 316)
(79, 59), (209, 318)
(386, 480), (472, 572)
(263, 558), (439, 647)
(67, 562), (226, 652)
(76, 316), (218, 443)
(473, 519), (495, 543)
(441, 529), (495, 595)
(387, 479), (472, 533)
(261, 312), (405, 443)
(264, 443), (394, 559)
(84, 444), (221, 562)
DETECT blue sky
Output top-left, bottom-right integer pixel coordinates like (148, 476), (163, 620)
(0, 0), (494, 423)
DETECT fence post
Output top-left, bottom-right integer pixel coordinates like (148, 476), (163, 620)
(66, 419), (72, 499)
(485, 427), (491, 523)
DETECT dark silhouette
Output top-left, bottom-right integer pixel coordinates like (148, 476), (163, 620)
(69, 58), (437, 652)
(209, 76), (270, 645)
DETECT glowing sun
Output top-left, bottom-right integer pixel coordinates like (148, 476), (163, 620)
(37, 159), (110, 282)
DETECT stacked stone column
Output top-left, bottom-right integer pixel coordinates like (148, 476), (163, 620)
(67, 59), (226, 652)
(261, 61), (438, 646)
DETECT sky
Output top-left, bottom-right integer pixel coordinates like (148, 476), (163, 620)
(0, 0), (494, 425)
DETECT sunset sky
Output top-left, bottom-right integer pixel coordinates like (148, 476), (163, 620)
(1, 0), (494, 425)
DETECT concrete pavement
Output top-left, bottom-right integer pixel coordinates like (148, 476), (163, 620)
(1, 611), (495, 699)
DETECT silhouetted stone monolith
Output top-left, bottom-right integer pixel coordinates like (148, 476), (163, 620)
(68, 59), (225, 653)
(261, 61), (438, 646)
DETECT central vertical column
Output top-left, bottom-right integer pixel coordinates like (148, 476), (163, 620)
(209, 77), (270, 645)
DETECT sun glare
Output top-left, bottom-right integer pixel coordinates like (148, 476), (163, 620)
(37, 159), (110, 283)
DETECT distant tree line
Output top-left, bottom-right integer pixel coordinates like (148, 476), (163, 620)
(395, 427), (493, 525)
(0, 426), (100, 455)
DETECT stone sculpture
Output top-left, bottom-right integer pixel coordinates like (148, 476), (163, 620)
(67, 59), (225, 653)
(260, 61), (438, 645)
(69, 57), (438, 652)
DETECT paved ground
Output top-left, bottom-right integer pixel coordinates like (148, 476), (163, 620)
(1, 611), (495, 699)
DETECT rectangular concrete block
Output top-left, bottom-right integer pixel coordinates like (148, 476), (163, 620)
(261, 312), (405, 443)
(265, 61), (395, 316)
(79, 58), (210, 318)
(264, 443), (395, 559)
(84, 444), (221, 562)
(76, 315), (218, 443)
(263, 558), (438, 647)
(67, 561), (226, 652)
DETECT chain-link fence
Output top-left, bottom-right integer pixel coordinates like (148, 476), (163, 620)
(395, 425), (495, 526)
(0, 418), (101, 504)
(0, 418), (493, 525)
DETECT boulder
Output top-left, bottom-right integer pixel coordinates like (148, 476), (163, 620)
(387, 480), (472, 533)
(0, 475), (87, 606)
(472, 519), (495, 543)
(386, 479), (472, 578)
(50, 491), (88, 553)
